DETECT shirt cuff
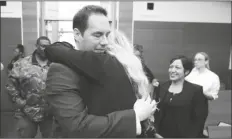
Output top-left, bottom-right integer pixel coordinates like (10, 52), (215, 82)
(135, 112), (142, 135)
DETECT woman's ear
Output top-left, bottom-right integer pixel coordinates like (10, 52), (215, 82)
(185, 70), (190, 76)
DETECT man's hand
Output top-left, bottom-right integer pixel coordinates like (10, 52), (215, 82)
(133, 97), (157, 121)
(26, 94), (41, 105)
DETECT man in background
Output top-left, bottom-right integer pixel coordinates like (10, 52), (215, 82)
(6, 36), (53, 138)
(7, 44), (25, 71)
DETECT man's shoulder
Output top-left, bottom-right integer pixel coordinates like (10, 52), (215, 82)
(11, 55), (32, 72)
(50, 63), (70, 69)
(13, 55), (32, 66)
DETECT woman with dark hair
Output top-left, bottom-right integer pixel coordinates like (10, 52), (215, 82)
(154, 55), (208, 138)
(8, 44), (25, 71)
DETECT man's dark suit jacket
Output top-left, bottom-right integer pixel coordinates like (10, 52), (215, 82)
(154, 80), (208, 138)
(45, 44), (137, 137)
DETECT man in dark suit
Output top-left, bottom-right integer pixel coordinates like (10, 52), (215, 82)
(45, 5), (155, 138)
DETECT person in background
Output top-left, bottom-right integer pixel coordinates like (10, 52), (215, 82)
(133, 44), (158, 99)
(5, 36), (53, 138)
(185, 52), (220, 137)
(7, 44), (25, 71)
(154, 55), (208, 138)
(134, 44), (154, 83)
(185, 52), (220, 101)
(1, 62), (4, 71)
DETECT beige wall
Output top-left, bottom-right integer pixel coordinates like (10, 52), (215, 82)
(22, 2), (38, 55)
(118, 2), (133, 42)
(133, 1), (231, 23)
(1, 1), (22, 18)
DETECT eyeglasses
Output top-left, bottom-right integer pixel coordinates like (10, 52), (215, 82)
(194, 58), (205, 61)
(40, 44), (49, 49)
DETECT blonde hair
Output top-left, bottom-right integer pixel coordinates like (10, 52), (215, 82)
(106, 31), (150, 98)
(195, 52), (210, 69)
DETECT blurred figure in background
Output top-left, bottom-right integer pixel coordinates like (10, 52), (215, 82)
(5, 36), (53, 138)
(1, 62), (4, 71)
(185, 52), (220, 137)
(134, 44), (154, 84)
(185, 52), (220, 101)
(133, 44), (160, 102)
(7, 44), (25, 71)
(154, 55), (208, 138)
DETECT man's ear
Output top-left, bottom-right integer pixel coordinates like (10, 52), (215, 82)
(35, 43), (39, 48)
(73, 28), (82, 43)
(205, 59), (209, 65)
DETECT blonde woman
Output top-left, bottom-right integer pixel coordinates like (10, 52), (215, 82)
(44, 31), (158, 137)
(185, 52), (220, 100)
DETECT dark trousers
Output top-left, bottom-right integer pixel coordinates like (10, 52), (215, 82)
(15, 115), (53, 138)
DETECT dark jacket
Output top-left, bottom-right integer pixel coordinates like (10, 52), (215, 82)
(154, 80), (208, 138)
(44, 44), (137, 137)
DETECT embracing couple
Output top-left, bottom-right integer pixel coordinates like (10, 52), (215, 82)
(44, 5), (159, 138)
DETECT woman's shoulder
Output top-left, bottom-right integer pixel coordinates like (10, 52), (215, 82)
(184, 80), (203, 92)
(206, 69), (219, 80)
(159, 80), (171, 91)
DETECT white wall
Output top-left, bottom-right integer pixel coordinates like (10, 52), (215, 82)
(44, 1), (101, 20)
(58, 1), (100, 20)
(1, 1), (22, 18)
(44, 1), (59, 20)
(133, 1), (231, 23)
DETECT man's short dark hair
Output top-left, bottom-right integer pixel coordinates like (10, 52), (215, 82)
(16, 44), (24, 54)
(170, 55), (193, 76)
(36, 36), (51, 45)
(73, 5), (108, 35)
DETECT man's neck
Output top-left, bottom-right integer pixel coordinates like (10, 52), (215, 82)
(35, 53), (48, 66)
(197, 67), (207, 74)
